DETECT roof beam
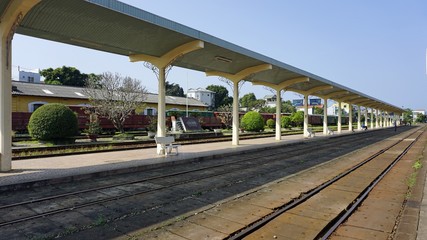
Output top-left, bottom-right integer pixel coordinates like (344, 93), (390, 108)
(206, 63), (272, 83)
(335, 95), (360, 103)
(318, 90), (349, 100)
(292, 85), (333, 96)
(129, 40), (204, 68)
(251, 77), (309, 91)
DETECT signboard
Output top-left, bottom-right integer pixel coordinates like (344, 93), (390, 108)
(179, 117), (203, 132)
(310, 98), (321, 106)
(292, 99), (303, 107)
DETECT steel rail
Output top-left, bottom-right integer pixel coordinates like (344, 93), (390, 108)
(226, 128), (422, 240)
(318, 128), (424, 239)
(0, 130), (391, 228)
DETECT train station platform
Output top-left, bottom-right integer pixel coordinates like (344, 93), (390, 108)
(1, 126), (427, 239)
(0, 131), (349, 191)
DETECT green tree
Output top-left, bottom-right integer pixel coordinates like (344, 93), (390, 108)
(259, 106), (276, 113)
(291, 111), (304, 127)
(402, 108), (413, 124)
(166, 81), (185, 97)
(40, 66), (93, 87)
(415, 113), (426, 123)
(313, 106), (324, 115)
(240, 93), (258, 110)
(282, 100), (296, 113)
(206, 85), (232, 109)
(281, 116), (292, 129)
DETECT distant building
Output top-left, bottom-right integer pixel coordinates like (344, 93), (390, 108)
(11, 81), (208, 113)
(18, 69), (41, 83)
(263, 95), (277, 107)
(187, 88), (215, 109)
(413, 109), (426, 121)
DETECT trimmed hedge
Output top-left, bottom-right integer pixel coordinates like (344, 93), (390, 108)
(266, 118), (275, 129)
(281, 116), (292, 129)
(240, 111), (265, 132)
(28, 103), (78, 141)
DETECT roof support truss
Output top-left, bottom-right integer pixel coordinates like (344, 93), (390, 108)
(206, 64), (272, 145)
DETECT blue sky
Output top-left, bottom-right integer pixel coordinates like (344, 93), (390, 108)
(12, 0), (427, 111)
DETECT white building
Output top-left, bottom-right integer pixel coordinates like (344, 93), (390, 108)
(18, 70), (41, 83)
(413, 109), (426, 121)
(263, 95), (277, 107)
(187, 88), (215, 109)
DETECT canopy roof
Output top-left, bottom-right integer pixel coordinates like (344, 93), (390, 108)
(3, 0), (403, 113)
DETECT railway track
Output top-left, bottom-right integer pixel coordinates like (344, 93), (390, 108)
(11, 130), (303, 160)
(0, 126), (417, 239)
(226, 127), (424, 239)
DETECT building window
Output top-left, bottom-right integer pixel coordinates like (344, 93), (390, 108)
(28, 101), (48, 112)
(146, 108), (154, 116)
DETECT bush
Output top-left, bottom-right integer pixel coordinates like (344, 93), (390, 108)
(28, 103), (78, 141)
(266, 119), (275, 129)
(281, 116), (292, 129)
(291, 111), (304, 127)
(240, 111), (265, 132)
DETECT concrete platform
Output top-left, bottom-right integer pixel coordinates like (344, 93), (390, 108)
(1, 131), (337, 191)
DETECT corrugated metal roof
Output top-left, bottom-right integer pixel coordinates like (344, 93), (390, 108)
(4, 0), (403, 113)
(11, 81), (207, 107)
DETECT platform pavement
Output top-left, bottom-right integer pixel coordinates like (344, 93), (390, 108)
(0, 130), (347, 190)
(2, 127), (427, 239)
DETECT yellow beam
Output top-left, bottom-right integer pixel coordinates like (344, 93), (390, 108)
(206, 63), (272, 83)
(319, 90), (349, 100)
(252, 76), (309, 91)
(296, 85), (333, 96)
(129, 40), (204, 68)
(335, 95), (360, 103)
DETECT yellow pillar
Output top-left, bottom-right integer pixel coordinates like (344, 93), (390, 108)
(323, 98), (328, 135)
(337, 101), (342, 133)
(303, 94), (309, 137)
(275, 89), (281, 140)
(130, 40), (204, 154)
(207, 64), (272, 145)
(0, 0), (39, 171)
(252, 77), (309, 141)
(348, 104), (353, 132)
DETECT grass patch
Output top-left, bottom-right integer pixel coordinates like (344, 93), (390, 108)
(406, 156), (423, 199)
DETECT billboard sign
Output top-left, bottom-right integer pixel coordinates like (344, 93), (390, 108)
(292, 99), (303, 106)
(310, 98), (321, 106)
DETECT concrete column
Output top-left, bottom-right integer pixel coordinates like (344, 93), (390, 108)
(375, 109), (379, 128)
(0, 26), (12, 171)
(156, 67), (166, 154)
(380, 111), (384, 128)
(337, 101), (342, 133)
(357, 105), (361, 130)
(232, 81), (239, 145)
(303, 94), (309, 137)
(364, 108), (368, 128)
(348, 104), (353, 132)
(370, 108), (374, 129)
(275, 89), (281, 140)
(384, 112), (389, 127)
(323, 98), (328, 135)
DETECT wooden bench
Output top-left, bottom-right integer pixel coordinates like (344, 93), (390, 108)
(307, 128), (315, 138)
(155, 136), (180, 156)
(327, 128), (334, 135)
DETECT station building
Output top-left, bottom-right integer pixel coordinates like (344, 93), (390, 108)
(11, 81), (208, 114)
